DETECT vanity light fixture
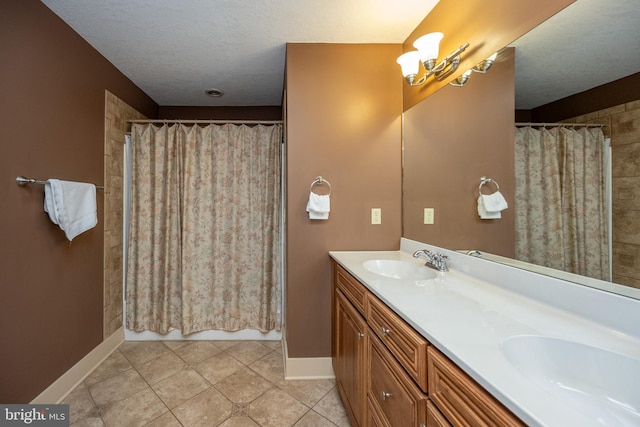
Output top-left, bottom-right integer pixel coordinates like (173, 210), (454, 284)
(449, 52), (499, 87)
(449, 69), (472, 87)
(396, 32), (470, 86)
(471, 52), (498, 74)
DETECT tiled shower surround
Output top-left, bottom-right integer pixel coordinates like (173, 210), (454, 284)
(104, 91), (146, 338)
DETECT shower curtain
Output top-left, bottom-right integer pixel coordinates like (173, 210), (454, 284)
(126, 123), (282, 334)
(514, 126), (609, 280)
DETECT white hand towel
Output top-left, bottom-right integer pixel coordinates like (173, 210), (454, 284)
(44, 183), (60, 225)
(44, 179), (98, 241)
(477, 191), (508, 219)
(306, 191), (330, 220)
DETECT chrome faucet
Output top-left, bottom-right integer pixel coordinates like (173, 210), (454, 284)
(413, 249), (449, 272)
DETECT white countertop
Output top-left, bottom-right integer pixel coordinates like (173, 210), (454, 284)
(329, 238), (640, 427)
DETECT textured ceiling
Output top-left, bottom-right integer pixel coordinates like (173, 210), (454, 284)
(41, 0), (439, 106)
(41, 0), (640, 109)
(511, 0), (640, 109)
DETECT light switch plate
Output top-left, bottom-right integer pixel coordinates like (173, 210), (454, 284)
(424, 208), (434, 224)
(371, 208), (382, 225)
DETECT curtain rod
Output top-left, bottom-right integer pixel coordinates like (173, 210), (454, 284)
(515, 122), (605, 128)
(128, 119), (282, 125)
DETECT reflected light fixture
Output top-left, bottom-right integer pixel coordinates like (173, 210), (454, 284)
(471, 52), (498, 74)
(449, 69), (472, 87)
(449, 52), (499, 87)
(397, 32), (470, 86)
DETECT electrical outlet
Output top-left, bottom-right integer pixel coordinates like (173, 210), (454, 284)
(371, 208), (382, 225)
(424, 208), (434, 224)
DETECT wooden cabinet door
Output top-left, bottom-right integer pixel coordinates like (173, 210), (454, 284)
(335, 289), (367, 427)
(368, 332), (427, 427)
(427, 400), (452, 427)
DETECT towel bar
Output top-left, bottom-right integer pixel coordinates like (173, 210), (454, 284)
(310, 176), (331, 195)
(16, 176), (104, 190)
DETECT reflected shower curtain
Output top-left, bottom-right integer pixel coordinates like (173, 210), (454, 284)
(126, 123), (282, 334)
(514, 126), (609, 280)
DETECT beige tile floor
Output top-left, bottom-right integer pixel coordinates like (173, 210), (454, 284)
(64, 340), (350, 427)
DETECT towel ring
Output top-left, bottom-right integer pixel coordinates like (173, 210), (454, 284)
(478, 176), (499, 196)
(310, 176), (332, 195)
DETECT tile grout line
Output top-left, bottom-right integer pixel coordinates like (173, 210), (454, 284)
(144, 341), (276, 427)
(72, 340), (344, 427)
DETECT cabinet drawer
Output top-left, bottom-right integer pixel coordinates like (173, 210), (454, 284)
(427, 400), (452, 427)
(428, 347), (525, 427)
(367, 293), (429, 392)
(335, 264), (367, 315)
(368, 333), (427, 427)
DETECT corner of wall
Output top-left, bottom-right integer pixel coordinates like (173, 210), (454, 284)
(282, 325), (335, 380)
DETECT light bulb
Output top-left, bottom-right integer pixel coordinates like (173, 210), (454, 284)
(413, 32), (444, 68)
(396, 51), (421, 78)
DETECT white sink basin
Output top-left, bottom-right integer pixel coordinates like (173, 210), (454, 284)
(502, 335), (640, 426)
(362, 259), (436, 281)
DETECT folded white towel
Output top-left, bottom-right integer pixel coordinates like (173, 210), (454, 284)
(477, 191), (508, 219)
(44, 179), (97, 241)
(306, 191), (330, 220)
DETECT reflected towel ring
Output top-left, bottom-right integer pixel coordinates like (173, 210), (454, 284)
(479, 176), (500, 196)
(310, 176), (332, 195)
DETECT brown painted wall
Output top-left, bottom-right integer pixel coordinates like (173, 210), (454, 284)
(158, 106), (283, 121)
(0, 1), (157, 402)
(285, 44), (403, 357)
(526, 72), (640, 122)
(403, 49), (516, 257)
(402, 0), (575, 111)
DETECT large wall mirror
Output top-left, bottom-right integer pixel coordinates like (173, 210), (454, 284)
(403, 0), (640, 299)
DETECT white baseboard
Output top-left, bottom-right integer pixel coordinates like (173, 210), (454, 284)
(31, 327), (125, 404)
(282, 332), (335, 380)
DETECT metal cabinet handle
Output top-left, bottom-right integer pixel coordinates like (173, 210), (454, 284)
(381, 391), (393, 400)
(357, 331), (365, 338)
(381, 326), (391, 335)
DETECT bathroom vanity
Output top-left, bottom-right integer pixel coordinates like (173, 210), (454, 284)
(330, 238), (640, 427)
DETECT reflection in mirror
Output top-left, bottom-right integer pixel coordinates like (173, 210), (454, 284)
(402, 0), (640, 299)
(466, 250), (640, 300)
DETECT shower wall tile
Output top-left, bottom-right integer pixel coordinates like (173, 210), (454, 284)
(104, 91), (146, 339)
(612, 177), (640, 212)
(612, 242), (640, 289)
(612, 210), (640, 245)
(611, 105), (640, 146)
(597, 104), (625, 119)
(577, 110), (600, 122)
(627, 100), (640, 111)
(611, 143), (640, 177)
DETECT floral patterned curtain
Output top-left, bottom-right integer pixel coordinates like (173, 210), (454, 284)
(514, 126), (609, 280)
(126, 123), (282, 334)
